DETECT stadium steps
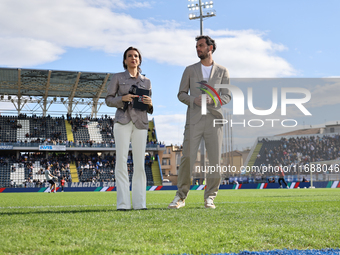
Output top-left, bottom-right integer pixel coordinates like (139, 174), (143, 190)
(65, 120), (74, 142)
(32, 161), (45, 181)
(247, 142), (263, 167)
(1, 116), (18, 142)
(0, 164), (11, 187)
(148, 120), (156, 142)
(88, 121), (103, 142)
(151, 155), (162, 186)
(10, 163), (25, 185)
(69, 163), (79, 182)
(17, 119), (30, 142)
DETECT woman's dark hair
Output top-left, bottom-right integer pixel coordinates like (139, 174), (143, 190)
(195, 35), (216, 53)
(123, 46), (142, 73)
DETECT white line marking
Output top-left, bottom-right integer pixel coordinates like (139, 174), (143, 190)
(1, 199), (339, 210)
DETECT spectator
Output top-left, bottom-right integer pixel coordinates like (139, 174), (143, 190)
(60, 177), (66, 192)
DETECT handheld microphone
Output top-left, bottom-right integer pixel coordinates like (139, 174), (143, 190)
(200, 80), (208, 93)
(123, 85), (138, 112)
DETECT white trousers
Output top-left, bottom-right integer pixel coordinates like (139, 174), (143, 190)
(114, 121), (147, 210)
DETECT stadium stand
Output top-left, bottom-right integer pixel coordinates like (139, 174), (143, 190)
(99, 118), (115, 143)
(252, 135), (340, 168)
(240, 134), (340, 183)
(0, 114), (163, 188)
(0, 163), (11, 188)
(0, 152), (72, 188)
(0, 116), (18, 142)
(0, 67), (166, 188)
(246, 142), (263, 168)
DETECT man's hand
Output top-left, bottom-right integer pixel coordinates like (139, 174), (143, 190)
(206, 96), (214, 105)
(194, 96), (202, 106)
(194, 95), (214, 106)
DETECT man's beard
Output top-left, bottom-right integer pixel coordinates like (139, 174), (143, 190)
(198, 50), (209, 60)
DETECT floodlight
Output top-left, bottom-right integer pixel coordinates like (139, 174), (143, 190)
(187, 0), (216, 35)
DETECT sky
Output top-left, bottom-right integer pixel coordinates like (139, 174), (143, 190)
(0, 0), (340, 150)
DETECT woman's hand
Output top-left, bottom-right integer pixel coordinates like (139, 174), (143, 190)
(142, 95), (152, 106)
(122, 94), (138, 102)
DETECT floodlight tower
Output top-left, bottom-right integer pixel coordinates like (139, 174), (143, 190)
(188, 0), (216, 35)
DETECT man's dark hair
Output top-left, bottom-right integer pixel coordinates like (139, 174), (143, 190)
(195, 35), (216, 53)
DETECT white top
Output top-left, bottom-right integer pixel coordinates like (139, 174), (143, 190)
(201, 64), (213, 82)
(201, 64), (213, 114)
(45, 169), (53, 181)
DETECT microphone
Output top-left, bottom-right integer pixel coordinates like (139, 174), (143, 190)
(200, 81), (208, 114)
(199, 80), (208, 93)
(123, 85), (138, 112)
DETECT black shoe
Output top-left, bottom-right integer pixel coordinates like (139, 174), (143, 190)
(117, 209), (127, 211)
(134, 208), (147, 210)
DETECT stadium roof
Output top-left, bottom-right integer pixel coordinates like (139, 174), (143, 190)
(0, 67), (114, 99)
(275, 127), (323, 136)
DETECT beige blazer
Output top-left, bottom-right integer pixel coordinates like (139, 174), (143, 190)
(178, 61), (231, 125)
(105, 71), (153, 130)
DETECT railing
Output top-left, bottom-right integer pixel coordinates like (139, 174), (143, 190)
(157, 154), (163, 182)
(257, 132), (340, 142)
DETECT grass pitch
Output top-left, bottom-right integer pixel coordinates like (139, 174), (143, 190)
(0, 188), (339, 254)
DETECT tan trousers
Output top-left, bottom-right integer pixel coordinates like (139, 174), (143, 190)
(176, 114), (223, 200)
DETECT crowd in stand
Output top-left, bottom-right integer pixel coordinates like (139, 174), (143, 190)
(76, 153), (116, 182)
(1, 119), (23, 129)
(1, 150), (156, 187)
(68, 116), (89, 133)
(1, 152), (73, 188)
(0, 114), (164, 147)
(257, 135), (340, 172)
(75, 152), (155, 183)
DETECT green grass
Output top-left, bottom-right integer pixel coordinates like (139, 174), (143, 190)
(0, 189), (339, 254)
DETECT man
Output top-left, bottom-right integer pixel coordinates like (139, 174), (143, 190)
(45, 165), (58, 193)
(168, 35), (231, 209)
(277, 164), (289, 189)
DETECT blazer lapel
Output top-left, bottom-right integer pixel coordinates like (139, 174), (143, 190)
(208, 61), (219, 87)
(193, 62), (204, 82)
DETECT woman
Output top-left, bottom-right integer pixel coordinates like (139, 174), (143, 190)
(105, 46), (153, 210)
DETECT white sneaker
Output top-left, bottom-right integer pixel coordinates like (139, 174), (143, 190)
(204, 198), (216, 209)
(54, 190), (56, 193)
(168, 195), (185, 209)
